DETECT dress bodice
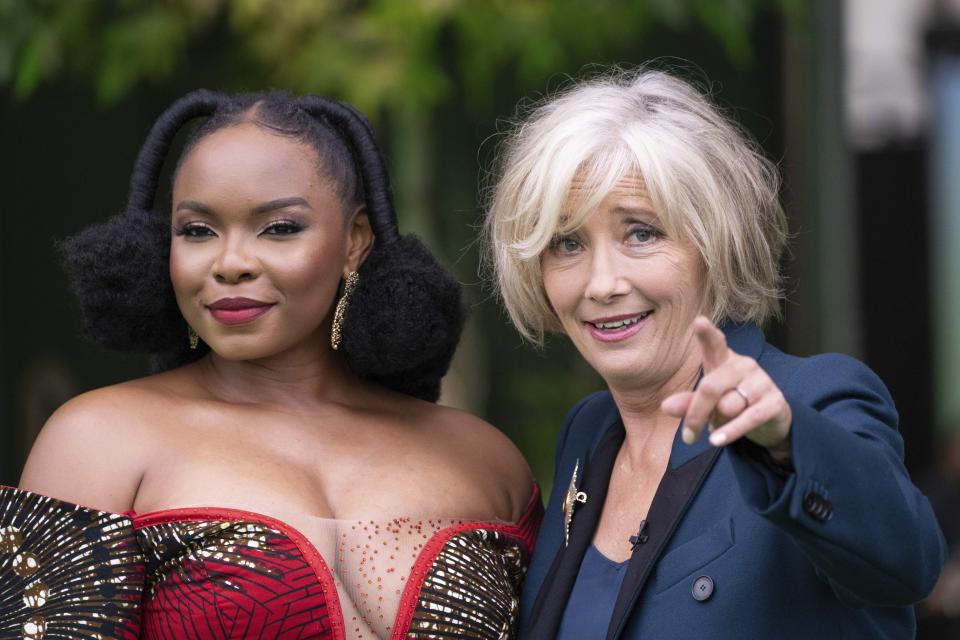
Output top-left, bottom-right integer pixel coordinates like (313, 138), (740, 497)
(0, 486), (542, 639)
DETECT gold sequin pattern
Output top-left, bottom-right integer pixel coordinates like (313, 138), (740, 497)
(0, 487), (145, 639)
(0, 526), (23, 553)
(22, 615), (46, 640)
(136, 519), (286, 595)
(408, 529), (526, 639)
(23, 580), (50, 607)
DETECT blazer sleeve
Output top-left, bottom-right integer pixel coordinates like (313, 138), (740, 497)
(727, 353), (947, 607)
(0, 486), (145, 639)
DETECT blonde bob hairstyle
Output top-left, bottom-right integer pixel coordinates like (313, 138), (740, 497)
(484, 68), (788, 345)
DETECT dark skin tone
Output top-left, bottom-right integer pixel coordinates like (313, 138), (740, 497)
(21, 123), (532, 532)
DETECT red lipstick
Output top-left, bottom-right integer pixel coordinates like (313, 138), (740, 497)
(207, 297), (274, 325)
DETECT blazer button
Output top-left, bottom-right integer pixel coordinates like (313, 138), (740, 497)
(691, 575), (714, 602)
(803, 491), (834, 522)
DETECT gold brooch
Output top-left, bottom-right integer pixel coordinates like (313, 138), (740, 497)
(562, 459), (588, 547)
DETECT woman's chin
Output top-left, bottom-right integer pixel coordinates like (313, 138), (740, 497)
(587, 355), (656, 388)
(205, 340), (283, 363)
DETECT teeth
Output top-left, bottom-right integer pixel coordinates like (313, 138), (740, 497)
(594, 311), (650, 330)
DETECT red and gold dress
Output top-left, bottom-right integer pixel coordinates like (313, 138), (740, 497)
(0, 486), (542, 639)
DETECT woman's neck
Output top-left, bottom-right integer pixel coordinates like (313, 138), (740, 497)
(194, 337), (360, 410)
(608, 351), (702, 471)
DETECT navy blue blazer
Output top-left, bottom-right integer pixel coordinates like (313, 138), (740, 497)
(520, 323), (946, 639)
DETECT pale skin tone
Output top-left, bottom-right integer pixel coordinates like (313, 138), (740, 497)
(20, 122), (531, 536)
(542, 174), (791, 562)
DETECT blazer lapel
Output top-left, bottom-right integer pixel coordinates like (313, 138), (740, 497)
(601, 322), (762, 638)
(523, 420), (625, 640)
(604, 444), (721, 640)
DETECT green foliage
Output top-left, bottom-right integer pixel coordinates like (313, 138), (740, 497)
(0, 1), (221, 101)
(504, 349), (604, 496)
(1, 0), (801, 486)
(1, 0), (799, 113)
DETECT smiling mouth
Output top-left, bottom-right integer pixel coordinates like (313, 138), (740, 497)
(207, 300), (275, 325)
(589, 310), (653, 331)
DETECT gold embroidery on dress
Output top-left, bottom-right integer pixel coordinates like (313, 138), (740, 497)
(137, 520), (279, 597)
(0, 487), (145, 640)
(22, 615), (46, 640)
(408, 529), (526, 639)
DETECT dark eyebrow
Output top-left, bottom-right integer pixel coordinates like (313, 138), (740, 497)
(251, 197), (311, 215)
(175, 200), (215, 215)
(174, 197), (311, 216)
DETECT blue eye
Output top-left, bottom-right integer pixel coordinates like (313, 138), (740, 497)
(628, 224), (660, 245)
(263, 221), (304, 235)
(550, 235), (582, 254)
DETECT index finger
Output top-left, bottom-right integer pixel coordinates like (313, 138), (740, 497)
(693, 316), (729, 371)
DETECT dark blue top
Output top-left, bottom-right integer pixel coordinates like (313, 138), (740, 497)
(556, 544), (629, 639)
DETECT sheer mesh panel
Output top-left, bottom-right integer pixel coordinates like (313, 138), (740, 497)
(296, 516), (465, 639)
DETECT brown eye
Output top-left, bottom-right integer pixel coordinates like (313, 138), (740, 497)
(263, 221), (304, 235)
(174, 224), (215, 239)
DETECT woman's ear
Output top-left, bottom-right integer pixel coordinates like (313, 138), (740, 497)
(344, 204), (375, 272)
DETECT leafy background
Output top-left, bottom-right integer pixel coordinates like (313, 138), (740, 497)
(0, 0), (799, 494)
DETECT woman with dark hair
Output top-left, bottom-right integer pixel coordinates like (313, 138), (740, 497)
(0, 90), (538, 639)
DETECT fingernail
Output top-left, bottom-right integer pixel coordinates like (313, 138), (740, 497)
(682, 426), (696, 444)
(710, 431), (727, 446)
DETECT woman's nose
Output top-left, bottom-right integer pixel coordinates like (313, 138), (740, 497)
(212, 236), (259, 284)
(584, 248), (630, 302)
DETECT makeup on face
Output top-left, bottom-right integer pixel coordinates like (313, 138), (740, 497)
(169, 123), (353, 361)
(206, 297), (276, 325)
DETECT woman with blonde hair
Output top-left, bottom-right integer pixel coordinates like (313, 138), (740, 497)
(486, 68), (944, 638)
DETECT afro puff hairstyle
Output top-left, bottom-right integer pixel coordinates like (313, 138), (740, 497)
(60, 89), (465, 402)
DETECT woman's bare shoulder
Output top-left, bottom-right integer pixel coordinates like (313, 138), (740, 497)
(402, 400), (534, 521)
(18, 372), (183, 513)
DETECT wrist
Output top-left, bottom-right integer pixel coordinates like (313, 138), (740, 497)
(766, 438), (792, 462)
(765, 417), (793, 462)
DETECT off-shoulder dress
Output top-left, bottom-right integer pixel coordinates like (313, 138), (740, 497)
(0, 485), (542, 639)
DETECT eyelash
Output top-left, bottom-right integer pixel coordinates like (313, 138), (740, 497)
(173, 223), (214, 238)
(548, 223), (663, 254)
(262, 220), (304, 235)
(172, 220), (305, 239)
(627, 223), (662, 244)
(548, 234), (582, 254)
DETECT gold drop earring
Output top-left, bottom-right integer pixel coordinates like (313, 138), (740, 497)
(188, 326), (199, 350)
(331, 271), (359, 351)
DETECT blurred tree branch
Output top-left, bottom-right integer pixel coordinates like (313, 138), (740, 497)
(1, 0), (802, 113)
(0, 0), (803, 483)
